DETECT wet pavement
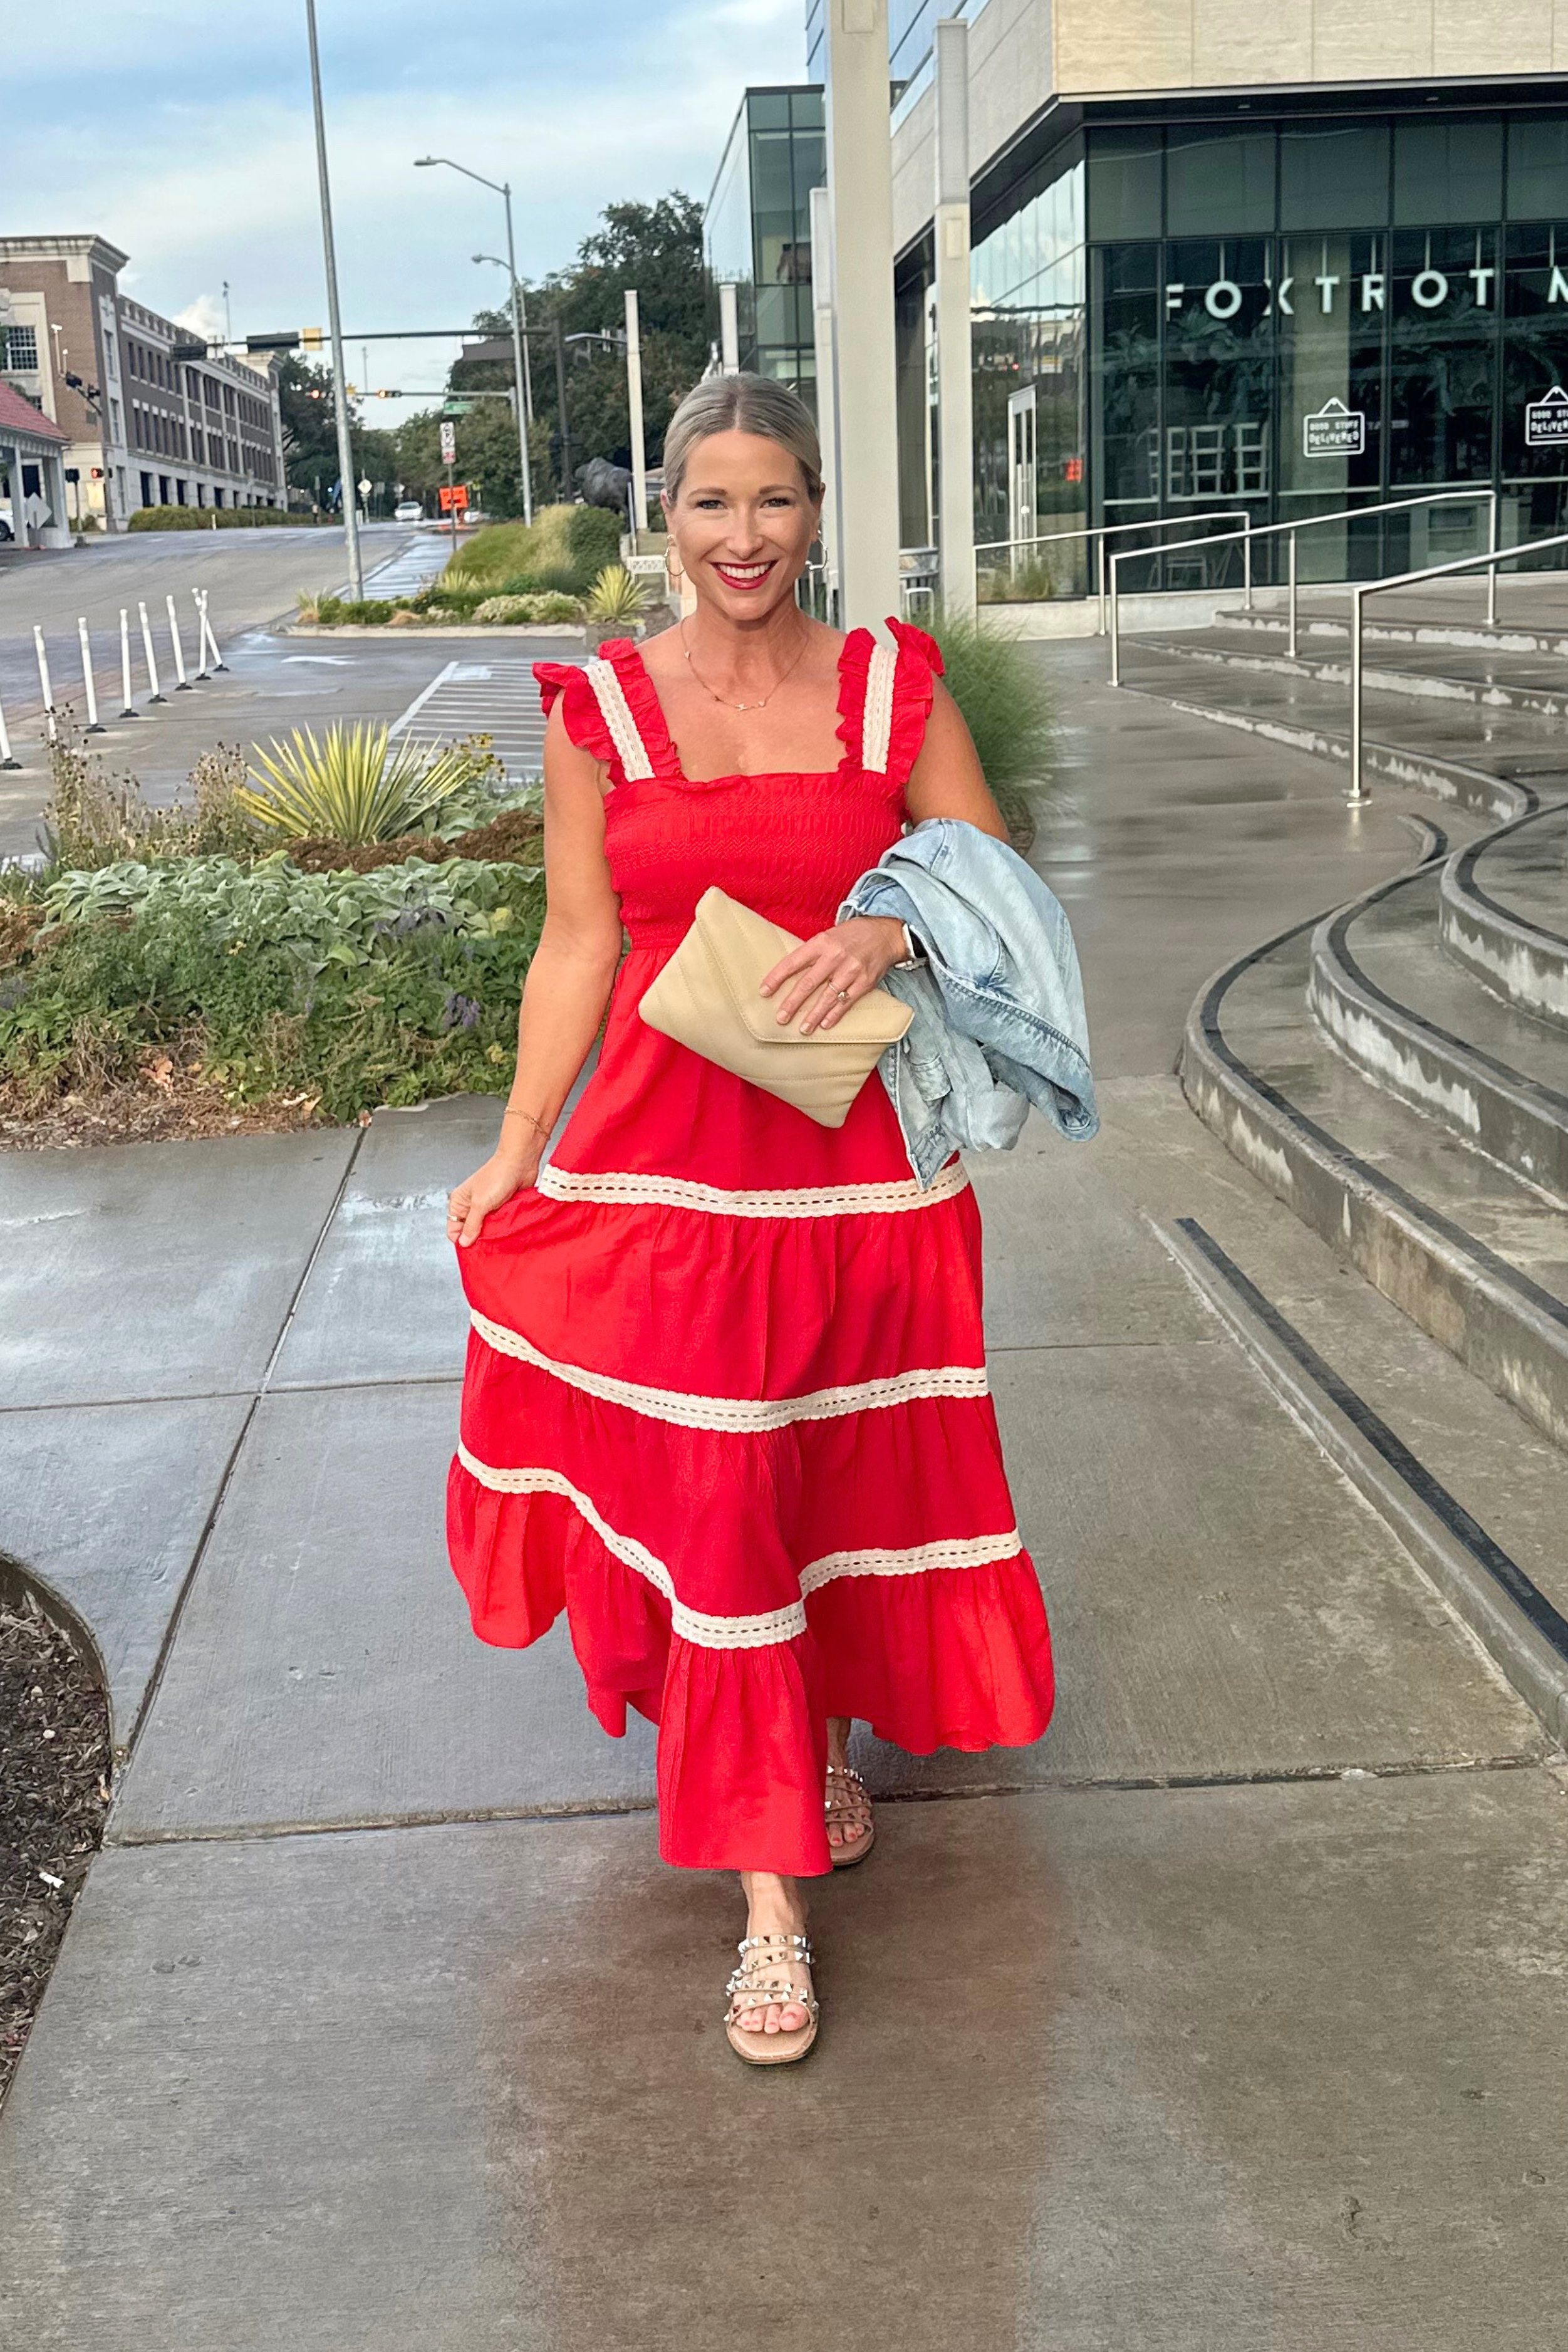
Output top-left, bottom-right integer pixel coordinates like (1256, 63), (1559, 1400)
(3, 640), (1567, 2348)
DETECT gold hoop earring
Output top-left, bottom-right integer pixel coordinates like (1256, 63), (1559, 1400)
(665, 543), (685, 588)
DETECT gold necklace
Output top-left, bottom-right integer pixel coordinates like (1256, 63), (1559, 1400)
(680, 616), (811, 712)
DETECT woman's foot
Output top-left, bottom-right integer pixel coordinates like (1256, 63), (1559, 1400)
(730, 1872), (813, 2041)
(825, 1717), (875, 1866)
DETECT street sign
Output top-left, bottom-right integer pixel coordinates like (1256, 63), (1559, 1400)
(439, 420), (457, 465)
(441, 400), (475, 417)
(1525, 385), (1568, 448)
(1302, 397), (1366, 457)
(438, 483), (472, 513)
(357, 477), (372, 497)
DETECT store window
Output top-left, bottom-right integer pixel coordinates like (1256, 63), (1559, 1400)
(1165, 128), (1275, 239)
(1393, 119), (1502, 227)
(1280, 123), (1390, 231)
(1087, 128), (1161, 242)
(1388, 226), (1497, 486)
(1507, 120), (1568, 224)
(1163, 239), (1273, 504)
(1089, 242), (1160, 515)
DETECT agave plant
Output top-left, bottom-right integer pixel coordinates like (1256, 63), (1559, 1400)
(237, 723), (492, 845)
(584, 563), (648, 627)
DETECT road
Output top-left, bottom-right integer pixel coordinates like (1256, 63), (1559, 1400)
(0, 522), (428, 734)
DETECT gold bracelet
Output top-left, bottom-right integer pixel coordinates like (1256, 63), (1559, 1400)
(502, 1105), (552, 1142)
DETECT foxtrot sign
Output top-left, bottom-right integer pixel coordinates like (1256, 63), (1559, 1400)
(1525, 386), (1568, 448)
(1303, 397), (1366, 457)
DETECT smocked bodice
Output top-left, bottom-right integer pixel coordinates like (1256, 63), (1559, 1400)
(534, 618), (943, 953)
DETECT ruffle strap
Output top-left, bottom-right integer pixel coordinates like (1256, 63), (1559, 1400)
(595, 637), (682, 779)
(834, 618), (943, 791)
(533, 660), (618, 769)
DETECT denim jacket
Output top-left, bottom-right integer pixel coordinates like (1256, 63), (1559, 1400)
(839, 819), (1098, 1188)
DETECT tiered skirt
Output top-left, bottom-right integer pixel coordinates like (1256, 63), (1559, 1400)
(447, 972), (1055, 1876)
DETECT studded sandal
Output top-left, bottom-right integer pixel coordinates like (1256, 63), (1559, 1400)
(724, 1932), (819, 2067)
(825, 1761), (875, 1868)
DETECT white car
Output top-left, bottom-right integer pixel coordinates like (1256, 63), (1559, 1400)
(393, 500), (424, 523)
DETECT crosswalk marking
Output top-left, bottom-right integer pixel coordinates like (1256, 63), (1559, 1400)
(388, 657), (581, 783)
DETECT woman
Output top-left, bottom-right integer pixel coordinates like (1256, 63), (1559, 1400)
(445, 373), (1054, 2065)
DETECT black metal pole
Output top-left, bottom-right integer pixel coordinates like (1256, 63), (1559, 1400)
(553, 316), (572, 502)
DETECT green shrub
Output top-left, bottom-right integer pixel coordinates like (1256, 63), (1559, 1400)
(128, 506), (324, 531)
(237, 724), (502, 845)
(927, 612), (1057, 803)
(472, 591), (583, 625)
(43, 727), (256, 870)
(3, 853), (544, 1123)
(446, 502), (623, 595)
(584, 564), (648, 626)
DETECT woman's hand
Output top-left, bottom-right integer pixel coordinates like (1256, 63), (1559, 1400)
(446, 1142), (539, 1247)
(759, 914), (908, 1034)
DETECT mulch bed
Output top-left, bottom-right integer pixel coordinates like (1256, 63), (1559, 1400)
(0, 1583), (112, 2109)
(0, 1064), (332, 1152)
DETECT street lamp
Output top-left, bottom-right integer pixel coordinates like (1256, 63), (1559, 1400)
(415, 156), (532, 528)
(305, 0), (363, 598)
(474, 258), (532, 424)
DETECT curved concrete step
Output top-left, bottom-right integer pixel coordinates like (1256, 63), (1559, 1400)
(1439, 804), (1568, 1029)
(1307, 860), (1568, 1204)
(1126, 677), (1531, 827)
(1219, 606), (1568, 660)
(1140, 630), (1568, 721)
(1181, 909), (1568, 1451)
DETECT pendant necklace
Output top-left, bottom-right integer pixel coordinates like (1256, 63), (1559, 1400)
(680, 615), (811, 712)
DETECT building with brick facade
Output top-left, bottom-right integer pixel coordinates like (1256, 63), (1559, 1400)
(0, 234), (286, 532)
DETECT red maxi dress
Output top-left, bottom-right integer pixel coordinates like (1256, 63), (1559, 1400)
(447, 617), (1054, 1875)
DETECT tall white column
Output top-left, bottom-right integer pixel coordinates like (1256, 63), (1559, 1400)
(825, 0), (901, 632)
(624, 288), (647, 548)
(934, 19), (975, 620)
(809, 185), (841, 611)
(41, 449), (72, 548)
(718, 283), (740, 375)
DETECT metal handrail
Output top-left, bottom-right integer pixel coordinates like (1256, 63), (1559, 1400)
(975, 510), (1250, 633)
(1347, 527), (1568, 802)
(1108, 487), (1502, 685)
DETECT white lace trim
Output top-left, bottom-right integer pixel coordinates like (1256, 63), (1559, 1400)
(534, 1158), (970, 1219)
(469, 1309), (990, 1430)
(454, 1442), (1022, 1648)
(584, 657), (655, 782)
(799, 1529), (1022, 1594)
(861, 642), (898, 774)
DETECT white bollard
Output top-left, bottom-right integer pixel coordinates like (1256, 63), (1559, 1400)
(119, 608), (140, 717)
(165, 591), (193, 689)
(33, 625), (57, 744)
(138, 601), (167, 702)
(77, 617), (105, 733)
(197, 588), (227, 672)
(191, 587), (210, 679)
(0, 685), (19, 770)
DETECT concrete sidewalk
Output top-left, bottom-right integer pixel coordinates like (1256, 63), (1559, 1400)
(3, 644), (1565, 2350)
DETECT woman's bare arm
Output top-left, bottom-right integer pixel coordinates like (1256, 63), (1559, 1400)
(903, 679), (1008, 838)
(761, 675), (1007, 1033)
(447, 703), (625, 1244)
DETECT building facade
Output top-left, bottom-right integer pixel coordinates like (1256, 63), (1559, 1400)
(0, 236), (285, 531)
(768, 3), (1568, 593)
(706, 88), (827, 399)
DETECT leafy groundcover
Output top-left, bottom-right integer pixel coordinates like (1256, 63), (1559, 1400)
(1, 850), (544, 1146)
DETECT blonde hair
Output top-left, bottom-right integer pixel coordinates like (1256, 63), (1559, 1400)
(662, 373), (824, 504)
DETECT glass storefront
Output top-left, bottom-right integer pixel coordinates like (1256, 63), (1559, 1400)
(704, 88), (826, 412)
(946, 106), (1568, 595)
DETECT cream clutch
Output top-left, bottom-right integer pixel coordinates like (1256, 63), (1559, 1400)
(639, 887), (913, 1128)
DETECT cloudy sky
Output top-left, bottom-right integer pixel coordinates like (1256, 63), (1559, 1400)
(10, 0), (804, 422)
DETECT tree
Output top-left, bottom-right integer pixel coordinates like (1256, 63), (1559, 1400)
(278, 355), (353, 497)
